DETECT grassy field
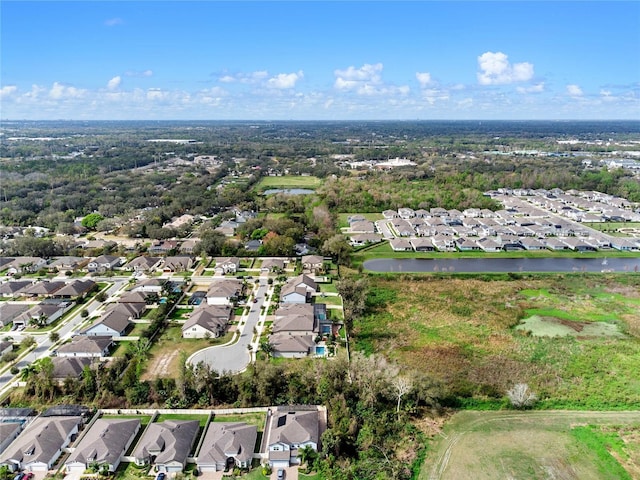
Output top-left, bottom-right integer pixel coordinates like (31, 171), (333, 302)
(155, 413), (210, 426)
(356, 273), (640, 408)
(141, 324), (233, 380)
(256, 175), (322, 189)
(354, 241), (640, 263)
(212, 412), (266, 429)
(420, 410), (640, 480)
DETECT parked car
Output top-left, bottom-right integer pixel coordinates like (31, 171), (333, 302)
(156, 473), (165, 480)
(23, 473), (33, 480)
(276, 469), (285, 480)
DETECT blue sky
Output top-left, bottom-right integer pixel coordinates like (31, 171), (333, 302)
(1, 1), (639, 120)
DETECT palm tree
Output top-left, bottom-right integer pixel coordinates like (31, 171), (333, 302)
(298, 445), (317, 471)
(259, 340), (274, 358)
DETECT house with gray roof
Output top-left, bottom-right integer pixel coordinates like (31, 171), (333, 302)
(196, 422), (257, 472)
(182, 305), (232, 338)
(47, 256), (87, 272)
(52, 357), (93, 382)
(0, 415), (83, 471)
(0, 423), (22, 455)
(21, 281), (66, 298)
(54, 280), (97, 298)
(0, 280), (33, 298)
(0, 341), (13, 358)
(268, 335), (315, 359)
(13, 303), (70, 328)
(133, 420), (200, 473)
(65, 418), (140, 473)
(57, 336), (112, 358)
(162, 256), (193, 273)
(87, 255), (122, 273)
(124, 256), (162, 273)
(266, 408), (320, 468)
(280, 275), (317, 304)
(206, 278), (244, 306)
(0, 304), (30, 328)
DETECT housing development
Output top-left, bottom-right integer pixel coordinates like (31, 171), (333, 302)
(0, 120), (639, 480)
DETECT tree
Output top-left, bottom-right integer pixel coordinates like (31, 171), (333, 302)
(393, 375), (413, 417)
(260, 340), (274, 358)
(336, 276), (369, 335)
(322, 234), (353, 267)
(81, 213), (105, 230)
(49, 331), (60, 343)
(298, 445), (318, 471)
(507, 383), (538, 408)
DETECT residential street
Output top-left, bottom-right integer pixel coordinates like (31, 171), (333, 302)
(187, 278), (270, 374)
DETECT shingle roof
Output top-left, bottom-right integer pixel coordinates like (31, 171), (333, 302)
(0, 416), (83, 467)
(268, 410), (319, 446)
(66, 418), (140, 467)
(133, 420), (200, 466)
(197, 422), (257, 466)
(57, 336), (112, 356)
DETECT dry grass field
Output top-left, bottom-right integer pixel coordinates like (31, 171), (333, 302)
(356, 274), (640, 407)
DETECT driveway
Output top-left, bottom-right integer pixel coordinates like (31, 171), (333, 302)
(271, 466), (298, 480)
(187, 279), (268, 374)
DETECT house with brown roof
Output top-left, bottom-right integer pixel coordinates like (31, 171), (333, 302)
(0, 304), (30, 328)
(0, 280), (32, 298)
(124, 256), (162, 273)
(280, 274), (317, 304)
(51, 357), (94, 382)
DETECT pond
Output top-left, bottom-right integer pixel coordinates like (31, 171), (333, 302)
(263, 188), (315, 195)
(363, 257), (640, 273)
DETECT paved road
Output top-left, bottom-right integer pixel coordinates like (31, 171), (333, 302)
(0, 279), (126, 398)
(187, 279), (268, 374)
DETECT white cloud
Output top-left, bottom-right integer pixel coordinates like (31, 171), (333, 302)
(218, 71), (269, 84)
(146, 88), (167, 101)
(334, 63), (383, 90)
(49, 82), (85, 99)
(107, 76), (121, 91)
(477, 52), (534, 85)
(516, 82), (545, 94)
(267, 71), (304, 89)
(416, 72), (432, 87)
(422, 88), (450, 105)
(125, 69), (153, 77)
(0, 85), (18, 98)
(566, 84), (583, 96)
(104, 18), (123, 27)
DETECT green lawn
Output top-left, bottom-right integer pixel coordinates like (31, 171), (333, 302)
(256, 175), (322, 189)
(212, 412), (266, 430)
(155, 413), (209, 426)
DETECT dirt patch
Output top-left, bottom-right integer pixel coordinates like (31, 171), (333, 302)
(515, 315), (624, 338)
(141, 350), (179, 379)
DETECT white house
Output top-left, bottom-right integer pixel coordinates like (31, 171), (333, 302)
(266, 408), (320, 468)
(182, 305), (232, 338)
(196, 422), (257, 472)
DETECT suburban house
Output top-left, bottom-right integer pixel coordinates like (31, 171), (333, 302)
(206, 278), (244, 306)
(133, 420), (200, 473)
(260, 258), (285, 273)
(4, 257), (48, 275)
(51, 357), (94, 382)
(0, 280), (33, 297)
(196, 422), (257, 472)
(271, 304), (318, 336)
(301, 255), (324, 273)
(21, 281), (66, 298)
(181, 305), (232, 339)
(0, 304), (30, 328)
(0, 423), (22, 455)
(389, 238), (412, 251)
(0, 416), (83, 472)
(214, 257), (240, 275)
(65, 418), (140, 474)
(57, 336), (113, 358)
(266, 408), (320, 468)
(280, 274), (317, 304)
(82, 308), (132, 337)
(47, 256), (87, 273)
(12, 303), (71, 328)
(54, 280), (97, 299)
(268, 335), (315, 358)
(87, 255), (122, 273)
(148, 240), (179, 256)
(124, 256), (162, 273)
(162, 256), (193, 273)
(132, 278), (165, 293)
(180, 239), (200, 255)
